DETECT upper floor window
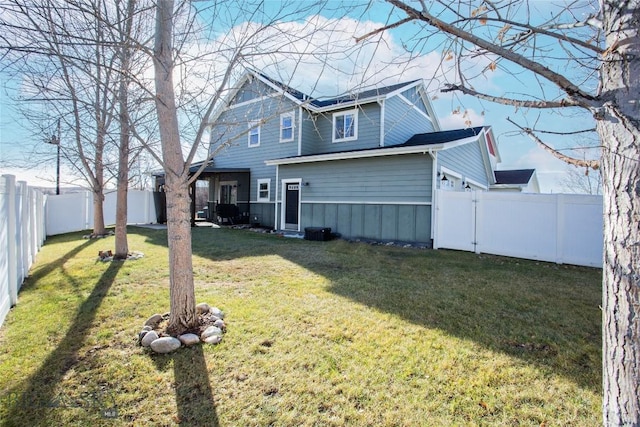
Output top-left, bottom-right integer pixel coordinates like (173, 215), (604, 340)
(280, 113), (294, 142)
(257, 178), (270, 202)
(333, 109), (358, 142)
(248, 120), (261, 147)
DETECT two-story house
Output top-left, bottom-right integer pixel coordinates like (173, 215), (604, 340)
(193, 69), (537, 244)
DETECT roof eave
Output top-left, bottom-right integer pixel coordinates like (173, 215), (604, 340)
(265, 143), (445, 166)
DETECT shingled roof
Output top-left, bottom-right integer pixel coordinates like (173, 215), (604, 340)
(256, 71), (420, 109)
(494, 169), (536, 185)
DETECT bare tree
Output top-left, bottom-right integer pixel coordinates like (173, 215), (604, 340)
(357, 1), (639, 423)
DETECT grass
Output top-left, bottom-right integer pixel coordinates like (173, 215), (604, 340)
(0, 226), (602, 426)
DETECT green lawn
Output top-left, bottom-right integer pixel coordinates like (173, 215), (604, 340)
(0, 226), (602, 426)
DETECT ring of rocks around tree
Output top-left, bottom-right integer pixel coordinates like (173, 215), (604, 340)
(139, 303), (226, 354)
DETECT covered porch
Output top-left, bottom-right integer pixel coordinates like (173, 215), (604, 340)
(153, 161), (250, 226)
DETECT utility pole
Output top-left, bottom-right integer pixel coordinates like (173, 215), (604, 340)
(47, 119), (61, 195)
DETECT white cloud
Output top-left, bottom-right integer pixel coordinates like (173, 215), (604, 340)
(438, 108), (486, 130)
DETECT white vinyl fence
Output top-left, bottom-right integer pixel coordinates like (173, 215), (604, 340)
(0, 175), (46, 327)
(434, 190), (603, 267)
(46, 189), (156, 236)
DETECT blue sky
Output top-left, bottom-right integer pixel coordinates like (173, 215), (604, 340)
(0, 1), (599, 192)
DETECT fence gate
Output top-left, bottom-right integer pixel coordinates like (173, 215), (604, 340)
(434, 189), (603, 267)
(434, 190), (476, 252)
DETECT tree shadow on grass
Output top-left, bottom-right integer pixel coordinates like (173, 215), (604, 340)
(137, 226), (602, 392)
(152, 345), (219, 426)
(1, 260), (122, 427)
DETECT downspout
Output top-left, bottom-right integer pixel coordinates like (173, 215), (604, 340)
(378, 99), (385, 147)
(274, 164), (279, 230)
(298, 106), (303, 156)
(429, 151), (438, 245)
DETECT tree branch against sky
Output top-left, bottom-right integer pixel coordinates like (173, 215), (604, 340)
(357, 0), (639, 424)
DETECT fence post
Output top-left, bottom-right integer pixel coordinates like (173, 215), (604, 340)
(19, 181), (30, 285)
(3, 175), (18, 306)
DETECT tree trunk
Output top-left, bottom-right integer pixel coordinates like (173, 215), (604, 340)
(92, 189), (106, 236)
(599, 2), (640, 424)
(153, 0), (197, 336)
(114, 0), (136, 260)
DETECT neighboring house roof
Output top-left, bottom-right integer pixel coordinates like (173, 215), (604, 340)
(494, 169), (536, 185)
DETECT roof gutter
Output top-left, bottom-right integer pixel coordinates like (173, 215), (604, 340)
(265, 144), (443, 166)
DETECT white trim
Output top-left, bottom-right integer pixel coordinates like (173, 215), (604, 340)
(440, 166), (462, 180)
(397, 94), (433, 123)
(297, 107), (303, 156)
(378, 99), (385, 147)
(266, 135), (478, 166)
(301, 200), (432, 206)
(463, 177), (488, 191)
(252, 72), (310, 106)
(332, 109), (358, 143)
(429, 151), (437, 241)
(227, 92), (280, 111)
(266, 146), (431, 166)
(274, 165), (279, 229)
(280, 178), (302, 231)
(248, 120), (261, 147)
(252, 200), (275, 204)
(257, 178), (271, 202)
(279, 113), (295, 143)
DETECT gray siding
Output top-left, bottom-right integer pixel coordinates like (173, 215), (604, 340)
(383, 94), (436, 146)
(306, 103), (382, 154)
(210, 95), (299, 202)
(300, 203), (431, 243)
(401, 87), (429, 117)
(278, 154), (433, 204)
(230, 77), (274, 105)
(438, 140), (489, 186)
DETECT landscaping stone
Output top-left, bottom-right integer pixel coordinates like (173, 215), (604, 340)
(203, 335), (222, 345)
(178, 333), (200, 346)
(144, 314), (163, 328)
(140, 330), (159, 347)
(196, 302), (210, 314)
(213, 319), (226, 331)
(209, 307), (225, 319)
(150, 337), (182, 354)
(139, 302), (226, 353)
(201, 326), (223, 340)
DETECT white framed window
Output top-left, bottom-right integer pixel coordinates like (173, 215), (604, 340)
(257, 178), (270, 202)
(280, 113), (294, 142)
(248, 120), (261, 147)
(332, 109), (358, 142)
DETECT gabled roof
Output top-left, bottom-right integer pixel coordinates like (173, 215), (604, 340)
(252, 70), (425, 112)
(494, 169), (536, 185)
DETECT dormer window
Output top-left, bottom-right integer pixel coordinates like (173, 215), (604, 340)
(332, 109), (358, 142)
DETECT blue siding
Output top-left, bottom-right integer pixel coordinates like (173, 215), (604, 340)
(383, 94), (435, 146)
(230, 77), (274, 105)
(278, 154), (433, 204)
(438, 140), (489, 187)
(308, 103), (381, 154)
(300, 202), (432, 243)
(401, 87), (429, 117)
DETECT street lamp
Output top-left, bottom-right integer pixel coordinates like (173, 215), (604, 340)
(46, 119), (61, 195)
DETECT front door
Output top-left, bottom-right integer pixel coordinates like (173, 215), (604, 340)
(284, 182), (300, 230)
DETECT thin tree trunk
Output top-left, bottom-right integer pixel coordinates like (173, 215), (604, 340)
(600, 2), (640, 424)
(153, 0), (197, 336)
(114, 0), (136, 260)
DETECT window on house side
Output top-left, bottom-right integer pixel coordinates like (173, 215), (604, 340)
(280, 114), (294, 142)
(333, 110), (357, 142)
(248, 121), (261, 147)
(257, 179), (270, 201)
